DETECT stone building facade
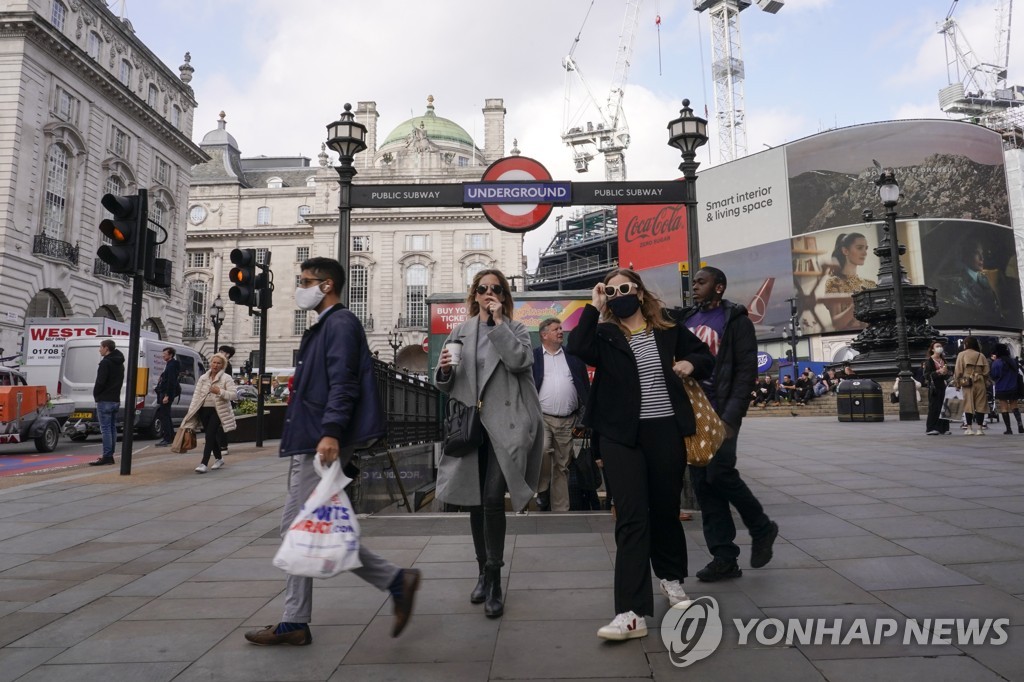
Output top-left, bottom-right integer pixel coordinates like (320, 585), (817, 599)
(0, 0), (205, 356)
(184, 97), (524, 373)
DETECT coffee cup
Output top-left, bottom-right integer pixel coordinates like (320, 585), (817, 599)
(445, 340), (464, 366)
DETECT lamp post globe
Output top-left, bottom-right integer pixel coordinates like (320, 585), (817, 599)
(326, 103), (368, 308)
(667, 99), (708, 306)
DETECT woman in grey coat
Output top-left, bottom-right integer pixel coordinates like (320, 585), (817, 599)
(435, 269), (543, 618)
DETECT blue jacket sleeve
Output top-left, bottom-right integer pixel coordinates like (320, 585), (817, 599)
(320, 314), (362, 442)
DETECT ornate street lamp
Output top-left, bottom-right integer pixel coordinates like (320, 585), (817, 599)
(326, 103), (367, 307)
(387, 326), (403, 365)
(876, 169), (919, 421)
(667, 99), (708, 306)
(209, 295), (225, 352)
(781, 297), (802, 378)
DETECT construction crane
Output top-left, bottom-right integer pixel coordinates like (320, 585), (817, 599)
(937, 0), (1023, 136)
(693, 0), (784, 163)
(561, 0), (642, 181)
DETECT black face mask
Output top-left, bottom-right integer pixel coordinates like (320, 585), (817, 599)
(607, 294), (641, 319)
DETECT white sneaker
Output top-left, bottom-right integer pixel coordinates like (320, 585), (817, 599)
(211, 459), (224, 470)
(659, 579), (693, 608)
(975, 426), (985, 436)
(194, 464), (208, 473)
(597, 611), (647, 640)
(925, 430), (940, 436)
(222, 447), (229, 457)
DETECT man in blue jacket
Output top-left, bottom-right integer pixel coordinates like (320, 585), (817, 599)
(532, 317), (590, 511)
(683, 267), (778, 582)
(153, 347), (181, 446)
(244, 258), (420, 646)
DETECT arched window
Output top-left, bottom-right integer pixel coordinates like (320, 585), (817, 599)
(27, 290), (67, 318)
(297, 205), (311, 222)
(184, 280), (207, 338)
(465, 261), (486, 286)
(350, 264), (369, 326)
(256, 207), (270, 225)
(404, 264), (428, 327)
(142, 318), (162, 339)
(42, 145), (70, 239)
(267, 177), (283, 189)
(94, 305), (118, 320)
(305, 176), (317, 188)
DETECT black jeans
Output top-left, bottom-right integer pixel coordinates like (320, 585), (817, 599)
(600, 417), (686, 617)
(155, 398), (174, 442)
(198, 407), (223, 465)
(469, 432), (509, 570)
(925, 387), (949, 433)
(690, 431), (771, 563)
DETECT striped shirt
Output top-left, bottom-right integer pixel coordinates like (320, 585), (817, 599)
(628, 330), (675, 419)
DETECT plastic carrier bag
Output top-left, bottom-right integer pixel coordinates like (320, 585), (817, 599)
(273, 456), (362, 578)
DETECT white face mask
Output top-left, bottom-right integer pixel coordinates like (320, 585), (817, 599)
(295, 284), (326, 310)
(933, 347), (944, 356)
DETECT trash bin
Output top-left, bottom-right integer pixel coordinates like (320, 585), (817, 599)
(837, 379), (884, 422)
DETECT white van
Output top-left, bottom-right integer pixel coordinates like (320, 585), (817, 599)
(58, 337), (205, 441)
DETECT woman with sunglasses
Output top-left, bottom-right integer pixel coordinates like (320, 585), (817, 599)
(435, 269), (543, 618)
(568, 269), (714, 640)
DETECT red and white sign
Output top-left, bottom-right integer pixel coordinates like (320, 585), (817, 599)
(430, 303), (469, 335)
(24, 318), (155, 366)
(480, 156), (554, 233)
(421, 337), (429, 353)
(617, 203), (688, 272)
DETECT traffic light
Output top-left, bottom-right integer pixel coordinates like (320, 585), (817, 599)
(97, 192), (145, 274)
(255, 250), (273, 310)
(229, 248), (257, 308)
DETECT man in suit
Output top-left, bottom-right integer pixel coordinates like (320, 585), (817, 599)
(154, 347), (181, 446)
(532, 317), (590, 512)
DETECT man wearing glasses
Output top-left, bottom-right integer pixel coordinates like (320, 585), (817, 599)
(245, 257), (420, 646)
(532, 318), (590, 511)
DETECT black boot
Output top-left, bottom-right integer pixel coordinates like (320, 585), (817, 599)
(470, 560), (487, 604)
(483, 567), (503, 618)
(1014, 409), (1023, 433)
(1002, 413), (1013, 435)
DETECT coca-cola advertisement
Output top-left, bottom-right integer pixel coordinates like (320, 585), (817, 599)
(616, 204), (688, 271)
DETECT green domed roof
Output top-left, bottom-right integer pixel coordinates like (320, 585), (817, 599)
(381, 97), (475, 148)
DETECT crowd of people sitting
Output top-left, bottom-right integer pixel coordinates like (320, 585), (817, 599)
(750, 364), (856, 407)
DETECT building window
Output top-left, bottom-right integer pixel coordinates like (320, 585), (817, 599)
(465, 261), (486, 286)
(405, 234), (429, 251)
(458, 156), (469, 167)
(465, 233), (490, 250)
(171, 105), (181, 129)
(256, 207), (270, 225)
(186, 251), (209, 269)
(293, 309), (313, 336)
(306, 176), (316, 188)
(155, 158), (171, 186)
(252, 315), (261, 337)
(51, 1), (66, 30)
(54, 85), (78, 124)
(27, 290), (66, 318)
(147, 84), (158, 108)
(119, 59), (132, 87)
(256, 248), (269, 265)
(105, 175), (125, 203)
(350, 264), (368, 325)
(185, 280), (208, 337)
(297, 205), (311, 222)
(404, 264), (428, 327)
(352, 235), (370, 252)
(267, 177), (283, 189)
(42, 145), (69, 239)
(87, 31), (101, 59)
(150, 203), (165, 257)
(110, 125), (129, 158)
(296, 246), (310, 262)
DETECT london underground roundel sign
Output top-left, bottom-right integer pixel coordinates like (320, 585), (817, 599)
(480, 156), (554, 233)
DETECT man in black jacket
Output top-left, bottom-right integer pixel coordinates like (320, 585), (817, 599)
(683, 267), (778, 581)
(532, 317), (591, 511)
(154, 347), (181, 446)
(90, 339), (124, 466)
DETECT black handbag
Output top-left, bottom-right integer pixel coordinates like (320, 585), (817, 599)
(443, 398), (483, 458)
(572, 435), (603, 491)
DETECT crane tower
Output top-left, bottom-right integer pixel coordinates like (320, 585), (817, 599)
(694, 0), (784, 163)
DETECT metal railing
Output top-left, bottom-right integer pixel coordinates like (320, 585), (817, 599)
(33, 234), (79, 265)
(182, 319), (207, 339)
(144, 282), (170, 296)
(358, 313), (374, 331)
(368, 359), (441, 451)
(396, 313), (427, 329)
(92, 259), (130, 283)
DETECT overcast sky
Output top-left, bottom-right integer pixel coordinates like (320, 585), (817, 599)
(123, 0), (1022, 267)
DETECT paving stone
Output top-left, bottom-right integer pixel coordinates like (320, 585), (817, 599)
(21, 573), (137, 613)
(14, 662), (189, 682)
(957, 624), (1024, 682)
(894, 535), (1024, 564)
(190, 557), (285, 582)
(649, 645), (826, 681)
(54, 511), (164, 530)
(502, 588), (613, 621)
(851, 515), (973, 539)
(507, 570), (615, 591)
(108, 548), (192, 575)
(48, 618), (239, 664)
(96, 520), (212, 544)
(823, 503), (918, 519)
(736, 568), (878, 608)
(123, 596), (270, 620)
(926, 508), (1024, 529)
(110, 562), (213, 597)
(9, 596), (150, 647)
(513, 532), (607, 548)
(0, 560), (116, 581)
(162, 580), (284, 600)
(891, 496), (987, 512)
(0, 579), (78, 603)
(0, 522), (49, 541)
(769, 515), (870, 540)
(0, 528), (109, 555)
(344, 613), (499, 664)
(813, 655), (1006, 681)
(0, 647), (64, 682)
(0, 611), (62, 647)
(46, 542), (167, 563)
(951, 561), (1024, 594)
(329, 661), (491, 682)
(874, 584), (1024, 621)
(510, 545), (613, 572)
(980, 496), (1024, 513)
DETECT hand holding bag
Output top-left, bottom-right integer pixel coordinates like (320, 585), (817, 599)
(170, 426), (196, 453)
(273, 456), (362, 578)
(442, 397), (484, 458)
(572, 434), (603, 491)
(680, 376), (727, 467)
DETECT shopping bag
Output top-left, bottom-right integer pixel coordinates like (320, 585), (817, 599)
(273, 456), (362, 578)
(940, 386), (964, 422)
(170, 426), (196, 453)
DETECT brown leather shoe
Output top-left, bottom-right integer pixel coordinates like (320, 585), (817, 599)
(391, 569), (421, 637)
(243, 624), (312, 646)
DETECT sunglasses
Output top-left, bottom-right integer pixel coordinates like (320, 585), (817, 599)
(475, 284), (505, 296)
(603, 282), (638, 297)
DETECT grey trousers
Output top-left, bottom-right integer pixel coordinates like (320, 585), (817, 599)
(281, 451), (400, 623)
